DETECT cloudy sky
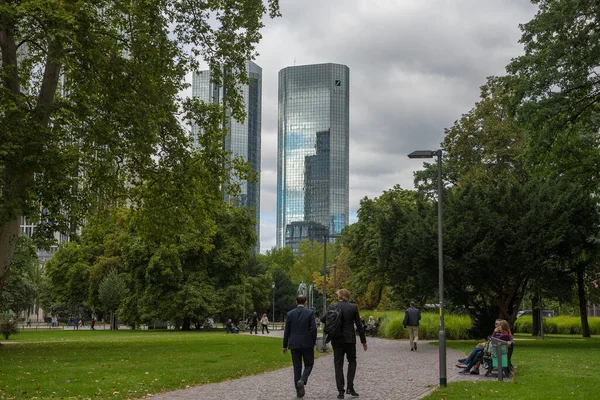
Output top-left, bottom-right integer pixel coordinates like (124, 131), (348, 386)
(243, 0), (538, 253)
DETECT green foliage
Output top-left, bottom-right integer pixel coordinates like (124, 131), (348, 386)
(98, 269), (127, 312)
(371, 311), (472, 340)
(514, 316), (600, 335)
(1, 234), (40, 314)
(260, 246), (296, 274)
(0, 315), (19, 340)
(342, 186), (438, 308)
(43, 203), (261, 328)
(507, 0), (600, 183)
(290, 239), (326, 285)
(0, 0), (280, 292)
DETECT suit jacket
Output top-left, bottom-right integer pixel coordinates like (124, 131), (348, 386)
(403, 306), (421, 327)
(283, 305), (317, 349)
(322, 300), (367, 345)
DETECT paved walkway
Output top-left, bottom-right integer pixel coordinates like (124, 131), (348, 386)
(150, 330), (483, 400)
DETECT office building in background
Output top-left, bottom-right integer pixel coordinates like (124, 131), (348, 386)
(192, 61), (262, 252)
(277, 63), (349, 251)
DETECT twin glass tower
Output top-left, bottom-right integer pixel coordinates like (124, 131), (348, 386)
(192, 62), (262, 252)
(193, 62), (349, 252)
(277, 63), (349, 250)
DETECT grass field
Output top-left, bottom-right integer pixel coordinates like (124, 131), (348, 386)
(0, 330), (290, 399)
(3, 330), (600, 399)
(423, 334), (600, 399)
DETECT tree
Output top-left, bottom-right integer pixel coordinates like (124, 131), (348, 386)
(507, 0), (600, 182)
(343, 186), (438, 309)
(0, 0), (280, 293)
(98, 269), (127, 330)
(0, 234), (40, 315)
(507, 1), (600, 334)
(259, 246), (296, 274)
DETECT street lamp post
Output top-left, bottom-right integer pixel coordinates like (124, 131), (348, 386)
(321, 233), (340, 352)
(408, 149), (446, 387)
(243, 281), (247, 330)
(272, 282), (275, 331)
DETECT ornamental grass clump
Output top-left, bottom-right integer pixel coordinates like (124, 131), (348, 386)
(513, 316), (600, 335)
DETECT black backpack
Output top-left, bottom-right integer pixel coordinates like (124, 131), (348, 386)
(323, 303), (343, 343)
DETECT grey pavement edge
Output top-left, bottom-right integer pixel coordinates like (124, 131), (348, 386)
(149, 330), (493, 400)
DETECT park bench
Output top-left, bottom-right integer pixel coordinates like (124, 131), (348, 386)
(482, 337), (514, 381)
(365, 324), (378, 337)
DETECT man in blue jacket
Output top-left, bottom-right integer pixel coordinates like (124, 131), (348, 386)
(283, 295), (317, 398)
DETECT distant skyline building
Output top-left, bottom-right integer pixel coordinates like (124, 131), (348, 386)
(277, 63), (349, 250)
(192, 61), (262, 252)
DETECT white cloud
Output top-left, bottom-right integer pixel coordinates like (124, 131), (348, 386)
(249, 0), (537, 253)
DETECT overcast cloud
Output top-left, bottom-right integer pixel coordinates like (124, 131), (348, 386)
(237, 0), (537, 253)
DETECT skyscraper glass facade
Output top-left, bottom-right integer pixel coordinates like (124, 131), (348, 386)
(277, 63), (349, 250)
(192, 61), (262, 252)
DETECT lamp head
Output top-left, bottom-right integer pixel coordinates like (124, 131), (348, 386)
(408, 150), (436, 158)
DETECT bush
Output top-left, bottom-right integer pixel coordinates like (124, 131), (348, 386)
(365, 311), (472, 340)
(0, 316), (19, 340)
(513, 316), (600, 335)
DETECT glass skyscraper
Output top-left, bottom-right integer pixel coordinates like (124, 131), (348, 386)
(192, 61), (262, 252)
(277, 63), (349, 250)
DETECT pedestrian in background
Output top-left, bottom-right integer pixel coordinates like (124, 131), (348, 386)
(403, 301), (421, 351)
(261, 313), (270, 334)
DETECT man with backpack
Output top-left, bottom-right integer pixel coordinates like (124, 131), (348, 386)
(321, 288), (367, 399)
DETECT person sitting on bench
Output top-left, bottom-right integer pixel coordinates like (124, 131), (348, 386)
(457, 319), (512, 375)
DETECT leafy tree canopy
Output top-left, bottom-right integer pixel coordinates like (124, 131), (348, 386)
(0, 0), (280, 293)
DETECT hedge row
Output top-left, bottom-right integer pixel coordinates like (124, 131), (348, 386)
(366, 311), (472, 340)
(513, 316), (600, 335)
(365, 312), (600, 339)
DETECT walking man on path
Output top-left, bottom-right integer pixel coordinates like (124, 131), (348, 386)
(322, 288), (367, 399)
(403, 301), (421, 351)
(249, 311), (259, 334)
(283, 295), (317, 398)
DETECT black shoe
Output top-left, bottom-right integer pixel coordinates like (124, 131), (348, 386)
(297, 380), (305, 397)
(458, 358), (466, 363)
(346, 389), (359, 397)
(337, 393), (344, 399)
(414, 343), (417, 351)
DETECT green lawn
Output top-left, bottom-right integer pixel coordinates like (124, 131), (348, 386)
(424, 334), (600, 399)
(0, 330), (290, 399)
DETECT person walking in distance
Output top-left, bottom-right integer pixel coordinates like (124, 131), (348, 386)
(321, 288), (367, 399)
(261, 313), (270, 334)
(249, 311), (259, 334)
(283, 295), (317, 398)
(403, 301), (421, 351)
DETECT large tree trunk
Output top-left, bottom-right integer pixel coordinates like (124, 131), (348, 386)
(0, 19), (23, 295)
(577, 267), (590, 338)
(0, 218), (21, 293)
(532, 290), (541, 336)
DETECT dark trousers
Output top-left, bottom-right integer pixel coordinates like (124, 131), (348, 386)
(332, 342), (357, 393)
(249, 323), (257, 334)
(291, 348), (314, 391)
(262, 323), (269, 334)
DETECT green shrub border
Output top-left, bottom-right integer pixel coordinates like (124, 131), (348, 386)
(364, 311), (600, 339)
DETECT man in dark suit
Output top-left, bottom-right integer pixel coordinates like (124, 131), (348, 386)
(283, 295), (317, 398)
(322, 288), (367, 399)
